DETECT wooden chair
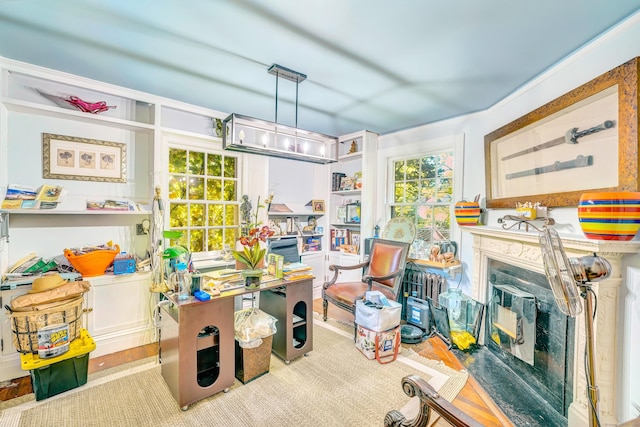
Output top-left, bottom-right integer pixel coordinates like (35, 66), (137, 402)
(384, 375), (483, 427)
(322, 238), (410, 322)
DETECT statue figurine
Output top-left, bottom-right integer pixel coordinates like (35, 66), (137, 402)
(240, 194), (252, 227)
(348, 140), (358, 154)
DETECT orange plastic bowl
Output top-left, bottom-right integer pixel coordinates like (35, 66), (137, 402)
(578, 192), (640, 241)
(64, 245), (120, 277)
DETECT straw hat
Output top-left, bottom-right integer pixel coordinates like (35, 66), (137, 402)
(28, 273), (68, 293)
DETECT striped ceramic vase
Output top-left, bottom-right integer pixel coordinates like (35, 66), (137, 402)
(454, 201), (481, 226)
(577, 191), (640, 241)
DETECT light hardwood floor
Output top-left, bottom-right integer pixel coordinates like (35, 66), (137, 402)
(0, 299), (513, 426)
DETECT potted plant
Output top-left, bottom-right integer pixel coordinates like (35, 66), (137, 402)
(233, 194), (274, 288)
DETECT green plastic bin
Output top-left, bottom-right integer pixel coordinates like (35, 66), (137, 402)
(20, 328), (95, 401)
(30, 353), (89, 401)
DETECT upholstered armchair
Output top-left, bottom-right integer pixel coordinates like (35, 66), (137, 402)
(385, 375), (483, 427)
(322, 238), (410, 322)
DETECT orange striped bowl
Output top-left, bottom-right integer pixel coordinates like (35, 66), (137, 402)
(454, 201), (481, 226)
(578, 192), (640, 241)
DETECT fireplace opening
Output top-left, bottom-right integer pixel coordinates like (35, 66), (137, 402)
(487, 258), (575, 419)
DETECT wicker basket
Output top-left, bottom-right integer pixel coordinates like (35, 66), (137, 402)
(64, 245), (119, 277)
(9, 296), (85, 354)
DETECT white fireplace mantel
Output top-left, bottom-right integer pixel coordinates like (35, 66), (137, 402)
(464, 225), (640, 427)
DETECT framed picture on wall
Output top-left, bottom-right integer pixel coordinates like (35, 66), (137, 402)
(42, 133), (126, 183)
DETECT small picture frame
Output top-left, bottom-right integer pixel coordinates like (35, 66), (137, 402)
(339, 177), (354, 191)
(312, 200), (325, 213)
(345, 202), (361, 224)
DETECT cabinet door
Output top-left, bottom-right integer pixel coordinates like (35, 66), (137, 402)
(0, 287), (27, 357)
(85, 273), (153, 344)
(327, 253), (362, 283)
(301, 252), (325, 291)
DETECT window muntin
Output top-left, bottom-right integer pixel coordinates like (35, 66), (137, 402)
(390, 151), (454, 245)
(168, 147), (239, 253)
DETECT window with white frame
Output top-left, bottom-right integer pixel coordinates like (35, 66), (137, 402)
(389, 151), (454, 245)
(167, 146), (240, 253)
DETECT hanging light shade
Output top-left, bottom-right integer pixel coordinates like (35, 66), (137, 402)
(222, 64), (338, 164)
(222, 113), (337, 164)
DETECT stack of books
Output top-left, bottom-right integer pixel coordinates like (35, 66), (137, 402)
(331, 172), (346, 192)
(282, 262), (314, 281)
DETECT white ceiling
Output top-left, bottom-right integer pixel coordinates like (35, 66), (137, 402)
(1, 1), (640, 136)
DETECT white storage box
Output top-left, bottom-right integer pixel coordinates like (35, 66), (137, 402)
(355, 299), (402, 332)
(355, 325), (400, 364)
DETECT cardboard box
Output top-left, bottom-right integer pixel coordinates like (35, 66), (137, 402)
(355, 299), (401, 332)
(355, 325), (400, 364)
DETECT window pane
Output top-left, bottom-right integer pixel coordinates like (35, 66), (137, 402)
(416, 205), (433, 228)
(168, 175), (186, 200)
(208, 154), (222, 176)
(406, 159), (419, 180)
(169, 148), (187, 174)
(421, 156), (437, 178)
(394, 160), (405, 181)
(190, 229), (204, 252)
(225, 205), (238, 226)
(224, 180), (237, 201)
(434, 205), (450, 229)
(208, 229), (223, 251)
(190, 204), (204, 227)
(394, 182), (404, 203)
(405, 181), (419, 203)
(437, 178), (453, 202)
(189, 151), (205, 175)
(207, 178), (222, 200)
(224, 157), (237, 178)
(208, 204), (223, 226)
(420, 179), (436, 203)
(188, 177), (205, 200)
(170, 203), (188, 227)
(225, 228), (238, 247)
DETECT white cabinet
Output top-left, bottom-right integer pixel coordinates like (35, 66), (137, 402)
(85, 272), (156, 358)
(301, 252), (325, 298)
(0, 286), (27, 381)
(327, 252), (363, 285)
(0, 272), (156, 381)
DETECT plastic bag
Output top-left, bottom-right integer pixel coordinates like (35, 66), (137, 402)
(234, 308), (278, 348)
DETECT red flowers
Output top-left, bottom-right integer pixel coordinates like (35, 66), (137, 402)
(234, 226), (275, 270)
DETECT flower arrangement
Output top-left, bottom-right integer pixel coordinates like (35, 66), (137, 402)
(233, 194), (274, 271)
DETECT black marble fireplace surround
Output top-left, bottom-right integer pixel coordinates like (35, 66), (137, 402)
(455, 259), (575, 427)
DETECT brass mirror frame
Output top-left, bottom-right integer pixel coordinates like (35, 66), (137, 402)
(485, 57), (639, 208)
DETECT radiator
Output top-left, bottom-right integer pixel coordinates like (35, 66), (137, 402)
(400, 264), (448, 317)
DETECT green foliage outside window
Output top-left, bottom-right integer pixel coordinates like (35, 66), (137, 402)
(391, 152), (454, 245)
(168, 147), (239, 253)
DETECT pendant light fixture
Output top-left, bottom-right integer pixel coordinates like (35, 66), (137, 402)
(222, 64), (337, 164)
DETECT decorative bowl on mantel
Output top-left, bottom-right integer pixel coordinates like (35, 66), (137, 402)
(577, 191), (640, 241)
